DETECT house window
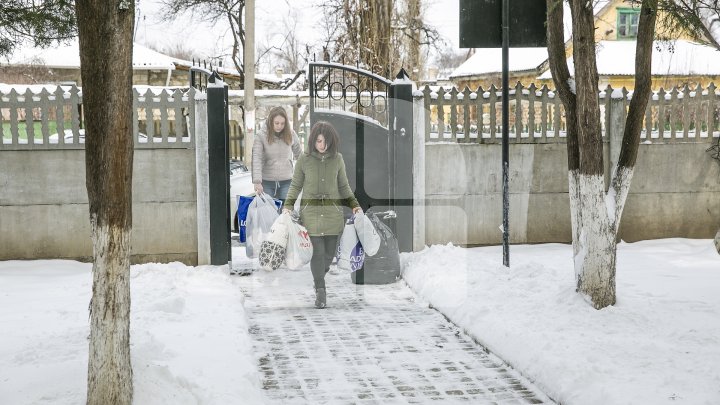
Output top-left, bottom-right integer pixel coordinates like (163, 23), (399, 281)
(617, 8), (640, 39)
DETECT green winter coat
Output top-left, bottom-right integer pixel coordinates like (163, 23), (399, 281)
(283, 151), (360, 236)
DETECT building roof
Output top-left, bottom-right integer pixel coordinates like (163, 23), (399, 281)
(449, 48), (549, 79)
(4, 39), (187, 70)
(537, 39), (720, 79)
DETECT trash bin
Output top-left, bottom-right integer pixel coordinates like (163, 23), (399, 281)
(351, 210), (401, 285)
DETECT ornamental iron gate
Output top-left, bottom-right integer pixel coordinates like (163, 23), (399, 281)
(309, 62), (414, 254)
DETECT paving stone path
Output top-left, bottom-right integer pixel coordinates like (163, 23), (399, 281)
(236, 266), (555, 405)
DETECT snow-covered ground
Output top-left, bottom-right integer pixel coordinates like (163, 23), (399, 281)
(1, 238), (718, 404)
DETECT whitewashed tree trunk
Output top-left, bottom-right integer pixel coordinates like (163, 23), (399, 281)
(86, 220), (133, 405)
(714, 228), (720, 254)
(574, 174), (617, 308)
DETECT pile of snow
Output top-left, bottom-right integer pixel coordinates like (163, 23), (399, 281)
(0, 261), (263, 405)
(401, 239), (720, 405)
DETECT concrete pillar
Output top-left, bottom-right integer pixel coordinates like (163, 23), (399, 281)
(194, 98), (210, 265)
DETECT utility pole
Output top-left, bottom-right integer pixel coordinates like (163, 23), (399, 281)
(244, 0), (255, 166)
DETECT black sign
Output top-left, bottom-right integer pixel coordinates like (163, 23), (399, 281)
(459, 0), (547, 48)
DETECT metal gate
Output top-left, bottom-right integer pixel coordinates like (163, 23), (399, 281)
(308, 62), (414, 252)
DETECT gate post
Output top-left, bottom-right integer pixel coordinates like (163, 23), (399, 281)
(390, 68), (414, 253)
(207, 73), (231, 265)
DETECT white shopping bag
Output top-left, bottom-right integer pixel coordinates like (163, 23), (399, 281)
(353, 212), (381, 256)
(245, 193), (280, 258)
(259, 215), (288, 271)
(285, 213), (313, 270)
(337, 217), (365, 272)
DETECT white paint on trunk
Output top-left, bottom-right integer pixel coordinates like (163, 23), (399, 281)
(573, 173), (617, 309)
(568, 169), (583, 277)
(714, 228), (720, 254)
(87, 215), (133, 405)
(608, 165), (634, 227)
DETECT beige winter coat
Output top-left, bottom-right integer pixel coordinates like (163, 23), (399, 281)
(251, 129), (302, 183)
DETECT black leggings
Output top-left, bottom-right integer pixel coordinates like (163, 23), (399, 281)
(309, 235), (338, 289)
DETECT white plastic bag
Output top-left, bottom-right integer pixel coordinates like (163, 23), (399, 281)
(245, 193), (280, 258)
(353, 212), (381, 256)
(337, 217), (365, 272)
(285, 213), (313, 270)
(259, 214), (289, 271)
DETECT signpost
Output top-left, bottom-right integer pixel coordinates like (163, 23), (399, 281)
(459, 0), (547, 267)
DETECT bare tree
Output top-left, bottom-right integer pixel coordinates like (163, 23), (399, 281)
(546, 0), (657, 309)
(75, 0), (135, 403)
(161, 0), (246, 79)
(319, 0), (440, 76)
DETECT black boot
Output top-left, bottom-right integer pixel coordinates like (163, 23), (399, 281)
(315, 287), (326, 309)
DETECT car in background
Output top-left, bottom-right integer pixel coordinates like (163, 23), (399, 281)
(230, 160), (254, 232)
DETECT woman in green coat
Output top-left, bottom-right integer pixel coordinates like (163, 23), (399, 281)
(283, 121), (362, 309)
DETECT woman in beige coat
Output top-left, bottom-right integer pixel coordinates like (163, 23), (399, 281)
(252, 106), (302, 200)
(283, 121), (362, 308)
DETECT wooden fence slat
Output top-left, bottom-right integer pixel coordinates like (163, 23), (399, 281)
(693, 84), (702, 140)
(9, 89), (19, 145)
(24, 89), (35, 145)
(462, 87), (471, 142)
(540, 85), (549, 143)
(160, 89), (170, 143)
(449, 87), (458, 141)
(657, 88), (666, 141)
(437, 87), (446, 139)
(477, 86), (486, 143)
(670, 87), (678, 139)
(173, 89), (185, 140)
(707, 83), (717, 141)
(528, 83), (536, 141)
(489, 84), (497, 141)
(514, 82), (523, 142)
(681, 85), (691, 140)
(69, 86), (81, 145)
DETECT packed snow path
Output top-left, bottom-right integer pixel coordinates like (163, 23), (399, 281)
(237, 268), (554, 404)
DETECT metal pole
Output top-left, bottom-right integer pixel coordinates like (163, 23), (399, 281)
(244, 0), (255, 166)
(501, 0), (510, 267)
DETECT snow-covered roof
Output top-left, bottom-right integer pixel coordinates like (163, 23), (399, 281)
(537, 39), (720, 79)
(3, 38), (188, 70)
(449, 48), (549, 79)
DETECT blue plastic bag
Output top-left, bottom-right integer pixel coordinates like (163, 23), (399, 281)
(238, 195), (282, 243)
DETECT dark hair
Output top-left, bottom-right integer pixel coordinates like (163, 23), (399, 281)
(308, 121), (339, 155)
(265, 106), (292, 145)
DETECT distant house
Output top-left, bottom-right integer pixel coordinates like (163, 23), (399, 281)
(0, 39), (299, 90)
(449, 0), (720, 91)
(0, 39), (187, 87)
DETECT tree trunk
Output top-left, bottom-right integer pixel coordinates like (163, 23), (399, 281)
(547, 0), (657, 309)
(75, 0), (135, 403)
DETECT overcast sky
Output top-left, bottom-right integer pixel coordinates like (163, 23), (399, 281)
(134, 0), (460, 72)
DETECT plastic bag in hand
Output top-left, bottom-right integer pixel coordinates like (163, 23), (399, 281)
(337, 216), (365, 272)
(285, 212), (313, 270)
(245, 192), (280, 258)
(353, 212), (381, 256)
